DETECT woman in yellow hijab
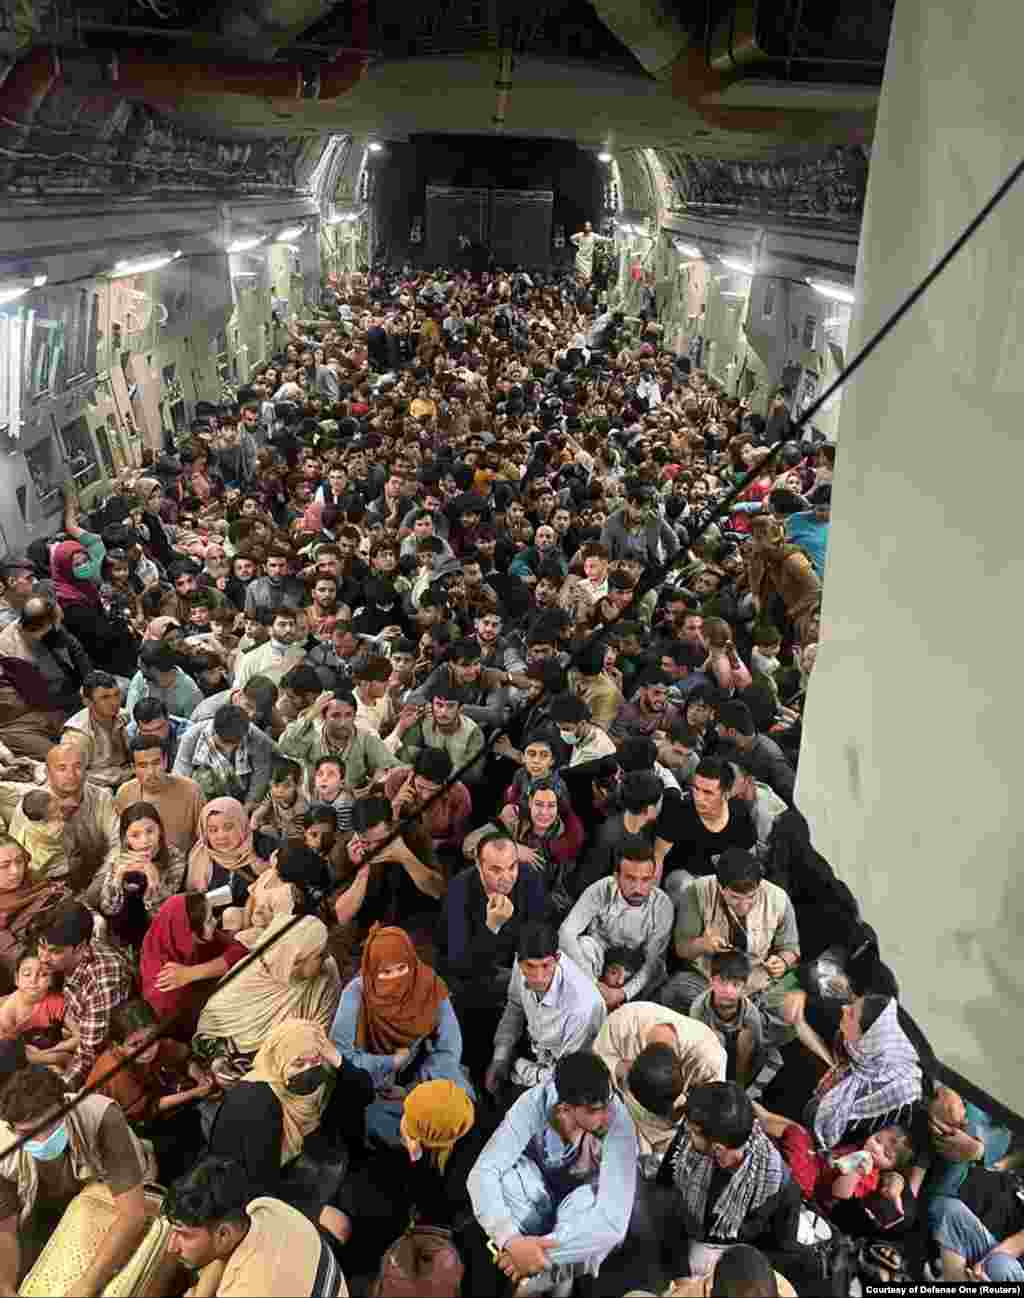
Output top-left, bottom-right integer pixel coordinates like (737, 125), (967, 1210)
(327, 1078), (484, 1279)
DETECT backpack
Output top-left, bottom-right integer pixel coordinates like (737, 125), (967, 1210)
(369, 1224), (464, 1298)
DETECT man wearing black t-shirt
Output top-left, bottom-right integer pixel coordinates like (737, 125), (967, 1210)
(655, 757), (756, 906)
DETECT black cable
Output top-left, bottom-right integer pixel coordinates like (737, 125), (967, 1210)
(2, 149), (1021, 1160)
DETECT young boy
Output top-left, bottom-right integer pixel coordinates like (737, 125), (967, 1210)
(311, 756), (350, 831)
(689, 951), (780, 1097)
(250, 758), (309, 844)
(501, 731), (569, 812)
(17, 790), (68, 882)
(237, 610), (270, 656)
(751, 624), (783, 678)
(600, 944), (645, 998)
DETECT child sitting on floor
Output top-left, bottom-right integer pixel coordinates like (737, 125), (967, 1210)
(600, 943), (646, 1000)
(690, 951), (780, 1097)
(250, 757), (310, 845)
(753, 1098), (914, 1217)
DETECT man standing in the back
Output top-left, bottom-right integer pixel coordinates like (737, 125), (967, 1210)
(570, 221), (613, 286)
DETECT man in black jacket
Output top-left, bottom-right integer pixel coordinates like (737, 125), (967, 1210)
(436, 830), (546, 1080)
(658, 1081), (801, 1274)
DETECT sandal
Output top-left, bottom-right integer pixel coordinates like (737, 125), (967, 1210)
(858, 1241), (910, 1284)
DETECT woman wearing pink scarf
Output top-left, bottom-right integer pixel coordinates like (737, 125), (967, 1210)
(50, 517), (139, 676)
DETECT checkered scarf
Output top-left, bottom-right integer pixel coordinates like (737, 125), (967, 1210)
(671, 1119), (785, 1240)
(810, 998), (922, 1150)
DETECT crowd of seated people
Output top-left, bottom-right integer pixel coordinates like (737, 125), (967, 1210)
(0, 259), (1014, 1298)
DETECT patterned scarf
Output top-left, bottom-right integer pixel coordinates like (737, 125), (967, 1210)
(672, 1120), (785, 1241)
(809, 999), (922, 1150)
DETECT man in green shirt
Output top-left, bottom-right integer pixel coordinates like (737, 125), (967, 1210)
(279, 688), (399, 797)
(387, 683), (486, 784)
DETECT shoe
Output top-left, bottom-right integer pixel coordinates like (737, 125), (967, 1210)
(513, 1269), (574, 1298)
(514, 1274), (554, 1297)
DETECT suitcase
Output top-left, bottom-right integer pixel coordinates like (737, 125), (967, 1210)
(19, 1181), (184, 1297)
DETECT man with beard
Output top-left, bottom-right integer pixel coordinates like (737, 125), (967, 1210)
(303, 576), (340, 641)
(472, 608), (528, 680)
(558, 837), (673, 1010)
(234, 608), (305, 688)
(602, 480), (680, 568)
(610, 668), (685, 743)
(243, 547), (305, 616)
(279, 688), (399, 805)
(388, 682), (486, 784)
(410, 638), (507, 731)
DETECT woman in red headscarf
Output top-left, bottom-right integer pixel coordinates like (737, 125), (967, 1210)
(139, 892), (248, 1038)
(328, 924), (474, 1148)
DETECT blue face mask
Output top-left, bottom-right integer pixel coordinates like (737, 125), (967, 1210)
(25, 1121), (69, 1162)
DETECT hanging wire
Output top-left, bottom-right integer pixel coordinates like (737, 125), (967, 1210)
(2, 148), (1021, 1160)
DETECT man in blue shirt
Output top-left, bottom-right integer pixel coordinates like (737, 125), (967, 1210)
(784, 483), (830, 580)
(468, 1052), (636, 1296)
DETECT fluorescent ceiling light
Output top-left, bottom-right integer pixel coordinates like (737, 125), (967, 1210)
(32, 274), (47, 288)
(275, 225), (306, 243)
(720, 290), (746, 299)
(675, 242), (702, 258)
(597, 151), (613, 163)
(720, 256), (755, 276)
(0, 286), (29, 306)
(228, 236), (265, 254)
(809, 279), (855, 305)
(367, 142), (384, 152)
(110, 251), (182, 277)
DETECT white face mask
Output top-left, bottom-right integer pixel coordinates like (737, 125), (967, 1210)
(558, 729), (579, 746)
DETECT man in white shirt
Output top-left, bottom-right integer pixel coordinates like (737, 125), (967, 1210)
(234, 609), (304, 688)
(486, 922), (605, 1097)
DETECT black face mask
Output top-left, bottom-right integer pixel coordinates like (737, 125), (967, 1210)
(286, 1065), (327, 1096)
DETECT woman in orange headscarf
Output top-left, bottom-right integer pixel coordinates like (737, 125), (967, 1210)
(328, 924), (475, 1147)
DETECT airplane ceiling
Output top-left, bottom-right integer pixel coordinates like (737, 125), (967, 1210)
(0, 0), (891, 205)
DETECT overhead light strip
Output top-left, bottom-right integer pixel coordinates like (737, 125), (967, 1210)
(809, 278), (856, 304)
(720, 256), (755, 276)
(109, 250), (182, 277)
